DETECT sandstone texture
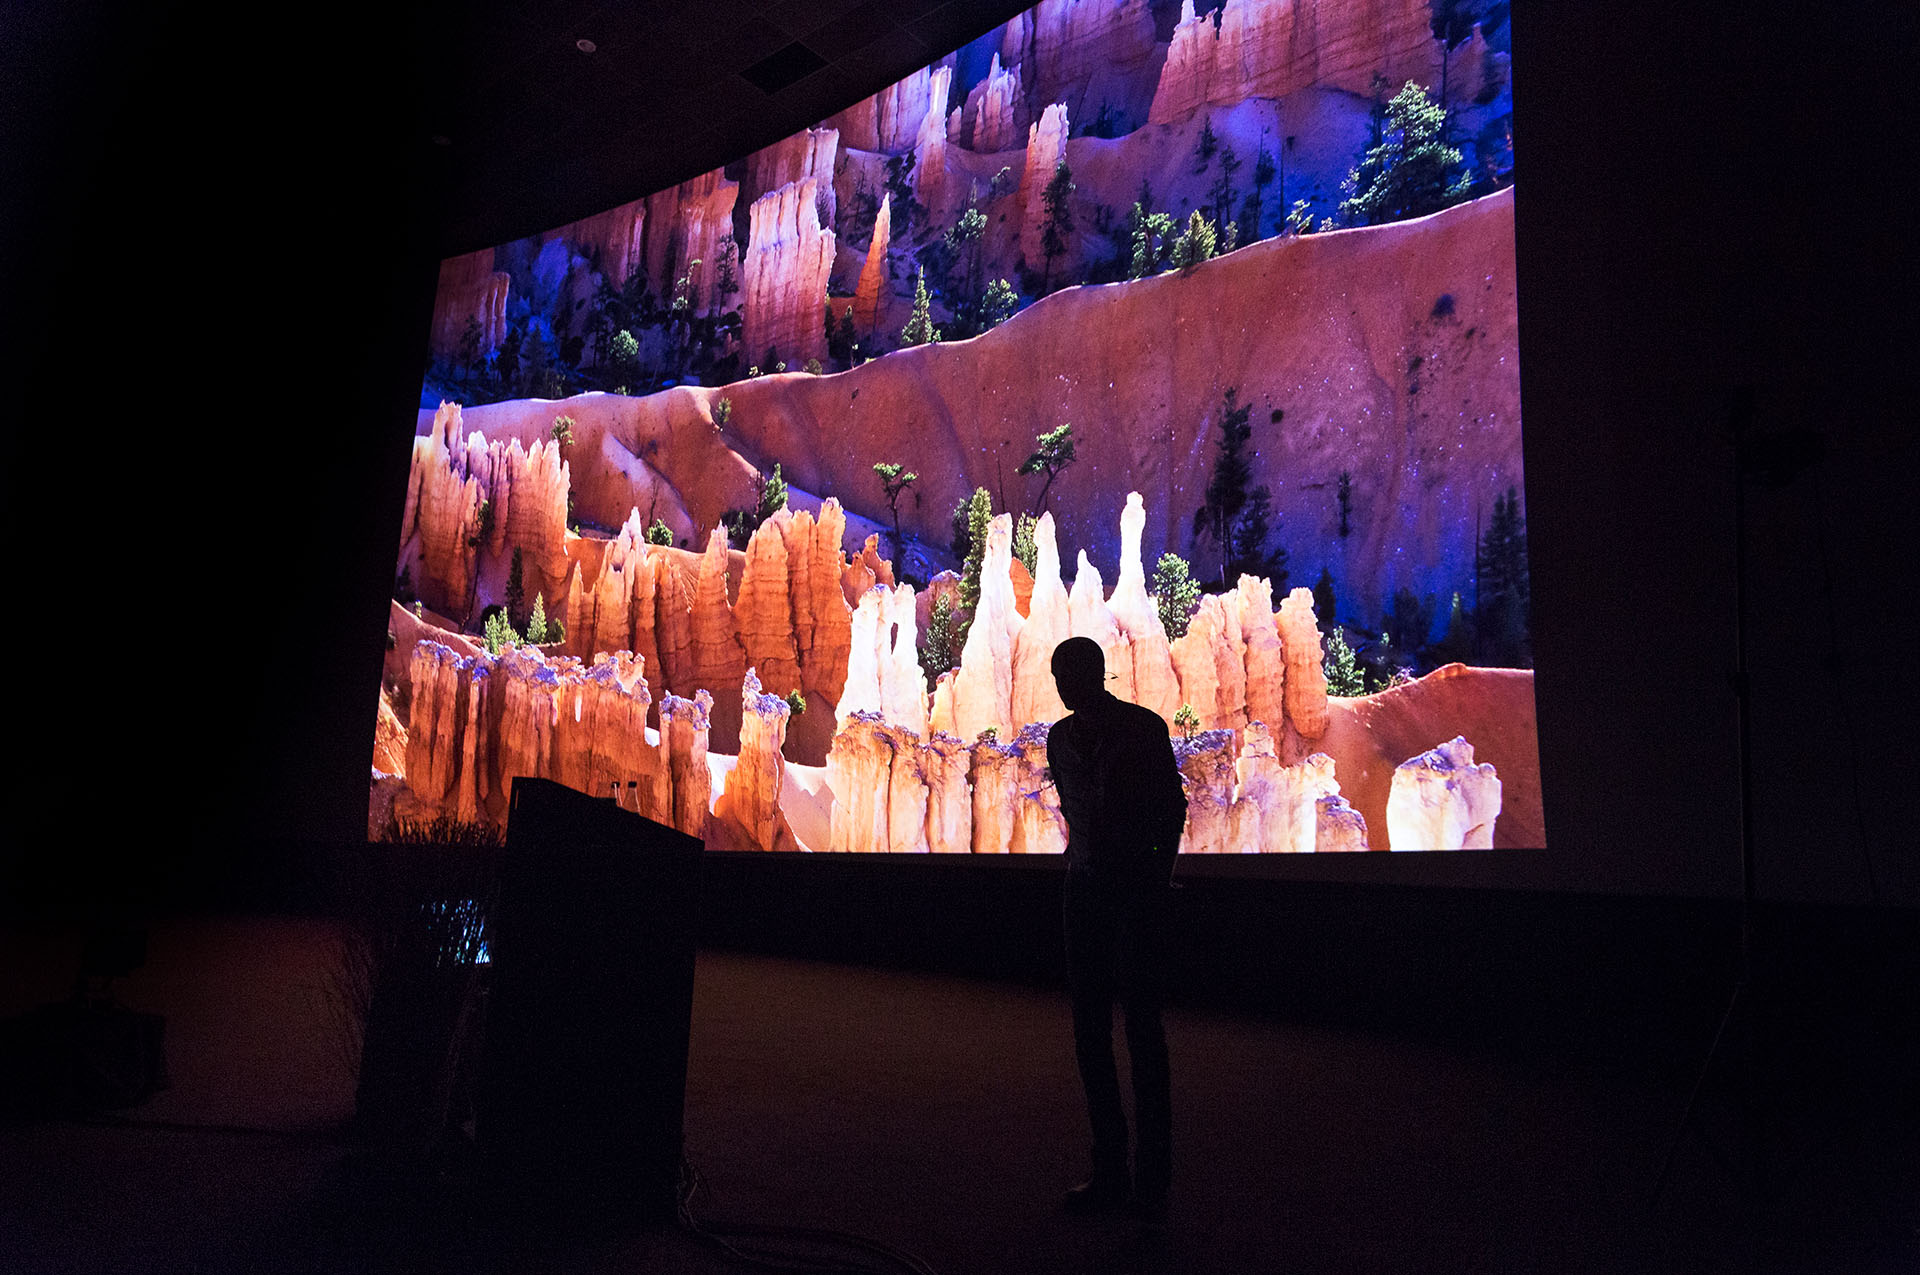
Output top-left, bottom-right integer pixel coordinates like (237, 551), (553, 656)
(828, 61), (954, 155)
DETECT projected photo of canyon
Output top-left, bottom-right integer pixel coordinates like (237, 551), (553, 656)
(373, 0), (1539, 854)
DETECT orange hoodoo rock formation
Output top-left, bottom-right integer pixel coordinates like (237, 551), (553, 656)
(913, 65), (954, 211)
(965, 53), (1027, 152)
(429, 171), (742, 345)
(637, 172), (740, 316)
(1148, 0), (1453, 126)
(748, 127), (839, 235)
(558, 500), (856, 757)
(399, 401), (571, 624)
(852, 194), (891, 340)
(399, 642), (711, 839)
(800, 489), (1456, 855)
(713, 670), (800, 853)
(743, 177), (836, 367)
(1019, 102), (1071, 270)
(387, 483), (1529, 855)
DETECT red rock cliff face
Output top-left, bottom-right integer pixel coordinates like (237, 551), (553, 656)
(707, 189), (1522, 614)
(428, 249), (510, 361)
(1149, 0), (1444, 126)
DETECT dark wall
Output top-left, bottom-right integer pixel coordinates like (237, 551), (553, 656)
(6, 1), (1910, 915)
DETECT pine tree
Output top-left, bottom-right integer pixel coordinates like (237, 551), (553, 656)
(1324, 626), (1364, 696)
(1208, 143), (1242, 232)
(919, 592), (958, 685)
(1473, 486), (1530, 666)
(1433, 590), (1475, 666)
(1009, 513), (1039, 576)
(1193, 388), (1256, 586)
(981, 278), (1018, 330)
(1040, 159), (1076, 292)
(755, 463), (789, 524)
(1431, 0), (1477, 114)
(506, 547), (526, 626)
(1313, 567), (1338, 627)
(1168, 210), (1218, 270)
(1016, 423), (1076, 513)
(1338, 81), (1470, 227)
(645, 518), (674, 546)
(527, 592), (549, 644)
(1242, 140), (1278, 240)
(958, 487), (993, 610)
(1129, 205), (1176, 279)
(1151, 553), (1203, 639)
(943, 204), (989, 336)
(872, 462), (918, 556)
(482, 608), (522, 656)
(1384, 587), (1433, 653)
(1174, 703), (1199, 740)
(1194, 118), (1219, 171)
(901, 268), (941, 346)
(950, 494), (976, 560)
(1232, 483), (1288, 590)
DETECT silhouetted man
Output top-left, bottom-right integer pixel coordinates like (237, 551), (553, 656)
(1046, 636), (1187, 1221)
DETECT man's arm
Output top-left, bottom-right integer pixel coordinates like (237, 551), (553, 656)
(1151, 715), (1187, 851)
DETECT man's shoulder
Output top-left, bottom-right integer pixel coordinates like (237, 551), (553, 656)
(1116, 700), (1171, 737)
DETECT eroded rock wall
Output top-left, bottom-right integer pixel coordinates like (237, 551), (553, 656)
(397, 642), (712, 838)
(743, 177), (837, 367)
(398, 401), (570, 624)
(1148, 0), (1446, 126)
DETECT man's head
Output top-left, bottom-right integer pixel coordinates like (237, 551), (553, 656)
(1051, 637), (1107, 711)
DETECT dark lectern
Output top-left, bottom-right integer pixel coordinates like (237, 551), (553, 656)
(479, 777), (702, 1223)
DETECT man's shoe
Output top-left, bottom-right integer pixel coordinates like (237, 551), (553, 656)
(1062, 1175), (1130, 1215)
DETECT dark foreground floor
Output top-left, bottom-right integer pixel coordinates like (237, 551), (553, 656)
(0, 916), (1912, 1274)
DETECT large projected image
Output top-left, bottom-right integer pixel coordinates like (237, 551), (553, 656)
(372, 0), (1533, 853)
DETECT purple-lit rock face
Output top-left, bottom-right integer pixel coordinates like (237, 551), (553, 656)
(1385, 736), (1502, 851)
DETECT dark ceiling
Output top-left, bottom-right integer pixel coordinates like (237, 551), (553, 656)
(409, 0), (1041, 256)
